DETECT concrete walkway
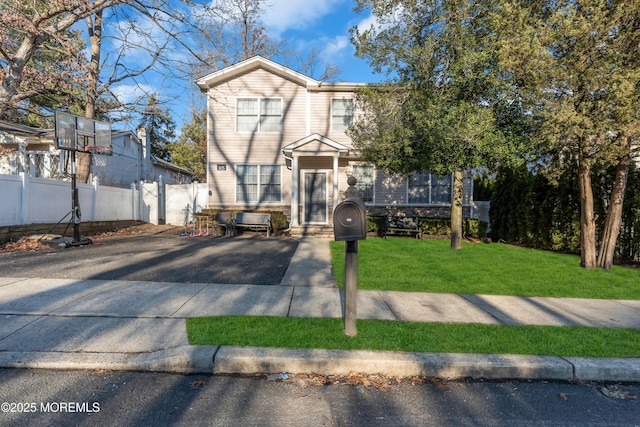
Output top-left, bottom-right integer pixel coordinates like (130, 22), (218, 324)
(0, 238), (639, 382)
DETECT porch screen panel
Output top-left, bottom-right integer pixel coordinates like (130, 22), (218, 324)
(305, 172), (327, 223)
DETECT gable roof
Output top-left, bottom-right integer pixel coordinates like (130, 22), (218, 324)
(196, 56), (367, 92)
(283, 133), (350, 155)
(196, 56), (321, 90)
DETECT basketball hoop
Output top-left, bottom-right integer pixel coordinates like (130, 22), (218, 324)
(53, 110), (112, 246)
(54, 110), (112, 153)
(85, 145), (113, 155)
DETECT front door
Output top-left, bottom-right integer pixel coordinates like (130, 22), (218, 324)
(304, 172), (327, 224)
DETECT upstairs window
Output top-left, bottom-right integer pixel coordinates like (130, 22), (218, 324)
(237, 98), (282, 132)
(331, 98), (354, 133)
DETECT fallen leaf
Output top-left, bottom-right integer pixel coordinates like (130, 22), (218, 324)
(601, 386), (638, 400)
(191, 378), (209, 388)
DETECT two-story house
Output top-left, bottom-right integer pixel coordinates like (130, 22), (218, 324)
(196, 56), (475, 234)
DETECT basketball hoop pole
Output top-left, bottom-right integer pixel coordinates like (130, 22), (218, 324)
(68, 148), (93, 246)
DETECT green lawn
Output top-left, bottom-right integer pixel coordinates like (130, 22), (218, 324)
(331, 238), (640, 299)
(186, 238), (640, 357)
(187, 316), (640, 358)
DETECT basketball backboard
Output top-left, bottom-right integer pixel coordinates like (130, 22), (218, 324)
(55, 110), (112, 153)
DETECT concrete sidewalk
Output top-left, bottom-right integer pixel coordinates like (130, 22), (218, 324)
(0, 238), (639, 382)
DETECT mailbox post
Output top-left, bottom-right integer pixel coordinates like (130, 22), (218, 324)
(344, 240), (358, 336)
(333, 177), (367, 336)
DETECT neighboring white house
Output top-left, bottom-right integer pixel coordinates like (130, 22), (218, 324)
(0, 120), (193, 187)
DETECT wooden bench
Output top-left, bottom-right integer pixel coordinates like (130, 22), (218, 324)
(234, 212), (271, 237)
(381, 215), (422, 239)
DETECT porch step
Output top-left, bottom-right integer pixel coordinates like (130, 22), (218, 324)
(290, 225), (334, 238)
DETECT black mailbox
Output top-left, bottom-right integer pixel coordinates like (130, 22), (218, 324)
(333, 197), (367, 241)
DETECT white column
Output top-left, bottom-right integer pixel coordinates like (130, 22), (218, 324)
(291, 154), (299, 227)
(332, 154), (339, 217)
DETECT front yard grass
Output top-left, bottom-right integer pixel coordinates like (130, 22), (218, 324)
(187, 316), (640, 358)
(186, 238), (640, 357)
(330, 238), (640, 299)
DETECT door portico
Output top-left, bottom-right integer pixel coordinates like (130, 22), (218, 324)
(283, 134), (349, 227)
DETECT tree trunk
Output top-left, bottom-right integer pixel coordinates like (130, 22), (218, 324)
(75, 153), (92, 184)
(76, 11), (104, 185)
(597, 148), (631, 270)
(85, 11), (103, 119)
(578, 160), (597, 268)
(450, 169), (464, 250)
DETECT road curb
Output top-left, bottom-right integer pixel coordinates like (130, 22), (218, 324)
(212, 346), (640, 382)
(564, 357), (640, 382)
(212, 346), (575, 380)
(2, 346), (639, 382)
(0, 346), (218, 374)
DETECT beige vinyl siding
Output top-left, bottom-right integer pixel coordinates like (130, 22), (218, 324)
(206, 68), (305, 208)
(308, 91), (354, 148)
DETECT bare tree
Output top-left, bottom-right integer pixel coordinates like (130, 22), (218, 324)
(0, 0), (129, 117)
(188, 0), (340, 81)
(188, 0), (284, 78)
(1, 0), (210, 119)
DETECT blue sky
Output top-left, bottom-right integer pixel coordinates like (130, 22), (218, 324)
(261, 0), (382, 83)
(104, 0), (385, 132)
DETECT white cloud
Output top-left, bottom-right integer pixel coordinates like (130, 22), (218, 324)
(263, 0), (346, 36)
(355, 14), (378, 35)
(322, 35), (349, 59)
(111, 83), (155, 105)
(352, 6), (402, 36)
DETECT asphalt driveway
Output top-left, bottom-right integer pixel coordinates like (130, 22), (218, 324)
(0, 230), (299, 285)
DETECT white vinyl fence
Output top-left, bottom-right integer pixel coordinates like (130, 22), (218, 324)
(0, 173), (207, 228)
(165, 182), (209, 226)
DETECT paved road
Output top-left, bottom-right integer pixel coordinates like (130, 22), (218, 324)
(1, 369), (639, 426)
(0, 233), (299, 285)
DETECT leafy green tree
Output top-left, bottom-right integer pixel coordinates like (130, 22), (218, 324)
(171, 108), (207, 182)
(138, 94), (176, 162)
(349, 0), (524, 250)
(493, 0), (640, 268)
